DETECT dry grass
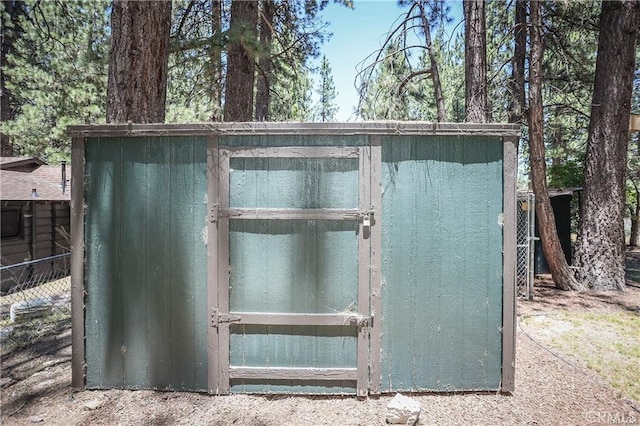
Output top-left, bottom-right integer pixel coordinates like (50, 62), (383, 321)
(522, 310), (640, 405)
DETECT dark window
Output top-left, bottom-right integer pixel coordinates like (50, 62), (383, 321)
(1, 209), (22, 239)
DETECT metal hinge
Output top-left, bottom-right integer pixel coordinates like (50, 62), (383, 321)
(210, 204), (240, 224)
(211, 308), (241, 327)
(210, 204), (220, 224)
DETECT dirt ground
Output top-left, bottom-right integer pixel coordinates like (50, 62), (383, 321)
(2, 252), (640, 425)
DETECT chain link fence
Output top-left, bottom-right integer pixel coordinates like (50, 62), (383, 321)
(517, 193), (536, 300)
(0, 253), (71, 354)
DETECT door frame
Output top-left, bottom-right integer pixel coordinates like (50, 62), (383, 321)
(207, 138), (382, 396)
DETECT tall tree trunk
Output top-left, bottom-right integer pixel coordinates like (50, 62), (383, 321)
(630, 181), (639, 247)
(209, 0), (223, 122)
(508, 0), (526, 124)
(416, 1), (446, 122)
(575, 1), (640, 290)
(463, 0), (487, 123)
(528, 0), (584, 291)
(631, 133), (640, 247)
(1, 0), (25, 156)
(106, 0), (172, 123)
(224, 0), (258, 122)
(255, 1), (275, 122)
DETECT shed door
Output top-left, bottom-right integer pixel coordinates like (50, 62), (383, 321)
(209, 144), (373, 396)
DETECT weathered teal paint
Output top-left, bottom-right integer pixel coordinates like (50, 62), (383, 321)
(80, 129), (510, 394)
(380, 135), (504, 391)
(230, 158), (358, 209)
(230, 325), (357, 393)
(226, 145), (363, 394)
(229, 220), (358, 313)
(84, 136), (208, 391)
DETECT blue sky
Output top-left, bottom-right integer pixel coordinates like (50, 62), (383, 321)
(316, 1), (406, 121)
(315, 0), (462, 121)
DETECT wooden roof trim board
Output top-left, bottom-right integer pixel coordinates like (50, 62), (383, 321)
(68, 122), (520, 138)
(0, 156), (46, 169)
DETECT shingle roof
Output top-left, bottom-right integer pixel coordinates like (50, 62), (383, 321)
(0, 159), (70, 201)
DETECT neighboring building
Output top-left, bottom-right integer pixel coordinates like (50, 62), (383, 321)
(533, 188), (582, 274)
(1, 157), (71, 291)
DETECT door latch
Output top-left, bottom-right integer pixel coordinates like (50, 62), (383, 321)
(359, 208), (375, 230)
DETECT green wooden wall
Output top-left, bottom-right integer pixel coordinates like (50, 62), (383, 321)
(82, 132), (506, 393)
(380, 135), (504, 392)
(84, 136), (208, 391)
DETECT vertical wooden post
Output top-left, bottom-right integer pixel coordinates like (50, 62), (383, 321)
(70, 136), (85, 389)
(207, 135), (220, 394)
(51, 202), (56, 257)
(30, 200), (37, 260)
(369, 135), (383, 394)
(501, 136), (517, 393)
(357, 145), (371, 397)
(217, 148), (231, 394)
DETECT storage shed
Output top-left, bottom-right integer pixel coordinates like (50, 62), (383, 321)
(68, 122), (518, 396)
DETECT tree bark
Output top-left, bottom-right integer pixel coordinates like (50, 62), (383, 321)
(632, 133), (640, 247)
(463, 0), (488, 123)
(416, 1), (446, 122)
(106, 0), (172, 123)
(209, 0), (223, 122)
(528, 0), (584, 291)
(630, 182), (639, 247)
(1, 0), (25, 156)
(255, 1), (275, 122)
(574, 1), (640, 291)
(224, 0), (258, 122)
(508, 0), (526, 124)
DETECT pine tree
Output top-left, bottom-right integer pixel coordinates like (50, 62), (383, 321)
(356, 0), (450, 121)
(166, 0), (225, 122)
(1, 0), (110, 162)
(107, 0), (172, 123)
(0, 0), (26, 156)
(575, 0), (640, 290)
(270, 63), (313, 121)
(464, 0), (487, 122)
(315, 55), (337, 122)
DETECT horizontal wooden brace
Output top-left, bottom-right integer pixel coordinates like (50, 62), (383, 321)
(222, 146), (360, 158)
(225, 208), (360, 221)
(230, 312), (368, 327)
(229, 366), (357, 381)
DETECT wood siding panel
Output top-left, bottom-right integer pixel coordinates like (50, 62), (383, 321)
(145, 138), (172, 388)
(380, 135), (504, 392)
(225, 137), (363, 394)
(229, 220), (358, 314)
(229, 324), (357, 394)
(1, 242), (31, 257)
(168, 137), (208, 391)
(121, 139), (148, 388)
(229, 157), (358, 210)
(84, 136), (208, 391)
(85, 137), (124, 388)
(71, 136), (85, 388)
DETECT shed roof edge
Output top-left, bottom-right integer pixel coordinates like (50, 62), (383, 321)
(67, 121), (521, 138)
